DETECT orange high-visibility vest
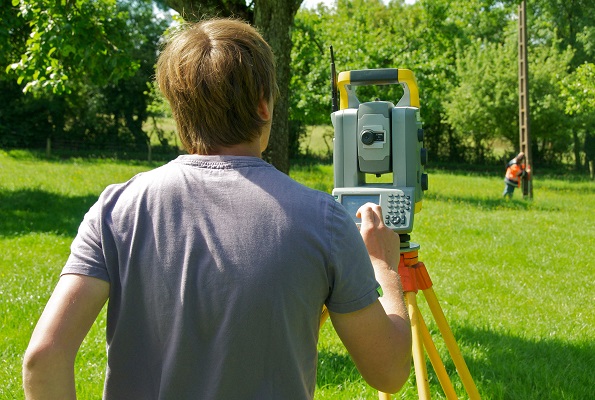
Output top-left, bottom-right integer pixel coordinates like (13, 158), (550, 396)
(505, 163), (525, 187)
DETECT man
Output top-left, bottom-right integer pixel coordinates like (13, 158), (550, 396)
(503, 151), (530, 199)
(23, 18), (411, 399)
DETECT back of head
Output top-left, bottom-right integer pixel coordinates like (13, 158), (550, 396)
(156, 18), (279, 154)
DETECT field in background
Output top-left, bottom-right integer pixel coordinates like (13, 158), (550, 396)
(299, 124), (514, 163)
(301, 125), (334, 158)
(1, 149), (593, 399)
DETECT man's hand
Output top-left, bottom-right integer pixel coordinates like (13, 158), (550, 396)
(356, 203), (400, 269)
(355, 203), (407, 321)
(329, 202), (412, 394)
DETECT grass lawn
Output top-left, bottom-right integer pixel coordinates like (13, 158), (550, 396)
(1, 149), (593, 399)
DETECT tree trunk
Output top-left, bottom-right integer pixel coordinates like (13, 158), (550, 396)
(255, 0), (302, 174)
(573, 130), (581, 170)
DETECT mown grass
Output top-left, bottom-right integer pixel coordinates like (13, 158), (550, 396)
(1, 149), (594, 399)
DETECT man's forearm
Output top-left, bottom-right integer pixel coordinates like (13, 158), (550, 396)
(374, 260), (409, 320)
(373, 259), (412, 388)
(374, 261), (411, 330)
(23, 274), (109, 400)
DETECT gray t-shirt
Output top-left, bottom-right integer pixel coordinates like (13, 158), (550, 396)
(63, 155), (379, 399)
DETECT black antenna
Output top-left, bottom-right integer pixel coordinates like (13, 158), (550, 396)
(330, 46), (338, 112)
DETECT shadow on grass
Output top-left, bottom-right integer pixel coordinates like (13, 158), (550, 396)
(318, 325), (594, 399)
(0, 188), (97, 237)
(451, 325), (594, 400)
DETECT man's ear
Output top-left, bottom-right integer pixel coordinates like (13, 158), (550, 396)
(257, 97), (272, 121)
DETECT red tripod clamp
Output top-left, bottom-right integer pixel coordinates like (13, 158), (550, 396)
(398, 250), (433, 293)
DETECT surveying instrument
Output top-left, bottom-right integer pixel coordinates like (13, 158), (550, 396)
(319, 48), (481, 400)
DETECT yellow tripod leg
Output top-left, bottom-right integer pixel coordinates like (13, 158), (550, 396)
(379, 298), (458, 400)
(320, 306), (329, 329)
(406, 291), (431, 400)
(424, 287), (481, 400)
(378, 391), (391, 400)
(417, 306), (458, 399)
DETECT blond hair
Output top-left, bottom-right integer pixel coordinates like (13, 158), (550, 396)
(156, 18), (279, 154)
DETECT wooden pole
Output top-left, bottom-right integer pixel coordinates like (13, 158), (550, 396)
(518, 0), (533, 198)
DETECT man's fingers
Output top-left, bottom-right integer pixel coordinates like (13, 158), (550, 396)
(357, 203), (383, 227)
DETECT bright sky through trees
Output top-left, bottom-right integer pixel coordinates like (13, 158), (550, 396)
(301, 0), (416, 10)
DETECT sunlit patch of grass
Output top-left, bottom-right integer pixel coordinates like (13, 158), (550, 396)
(2, 150), (593, 399)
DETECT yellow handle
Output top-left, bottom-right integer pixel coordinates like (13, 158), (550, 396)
(337, 69), (420, 109)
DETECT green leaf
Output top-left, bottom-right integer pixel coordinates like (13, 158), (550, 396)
(7, 63), (20, 72)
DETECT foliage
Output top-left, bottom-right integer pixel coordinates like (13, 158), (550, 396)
(560, 62), (595, 168)
(526, 41), (575, 165)
(530, 0), (595, 68)
(290, 13), (332, 126)
(291, 0), (420, 128)
(291, 0), (518, 162)
(444, 33), (518, 163)
(444, 26), (576, 165)
(561, 62), (595, 116)
(1, 0), (172, 154)
(96, 1), (172, 149)
(290, 0), (594, 169)
(144, 81), (180, 158)
(6, 0), (140, 94)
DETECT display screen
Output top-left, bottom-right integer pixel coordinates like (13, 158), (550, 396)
(341, 194), (380, 222)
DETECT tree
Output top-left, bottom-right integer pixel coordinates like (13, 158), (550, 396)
(444, 22), (576, 166)
(531, 0), (595, 68)
(562, 63), (595, 116)
(526, 41), (574, 165)
(100, 1), (173, 150)
(2, 0), (171, 154)
(444, 35), (519, 163)
(7, 0), (141, 94)
(561, 62), (595, 170)
(290, 0), (518, 162)
(291, 0), (400, 129)
(290, 0), (592, 167)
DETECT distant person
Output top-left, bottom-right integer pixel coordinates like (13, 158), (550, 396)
(22, 18), (411, 400)
(503, 151), (530, 199)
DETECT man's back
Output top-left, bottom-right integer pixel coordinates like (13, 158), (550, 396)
(63, 155), (378, 399)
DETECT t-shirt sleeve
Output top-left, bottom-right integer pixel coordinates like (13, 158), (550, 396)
(61, 198), (110, 282)
(325, 201), (380, 314)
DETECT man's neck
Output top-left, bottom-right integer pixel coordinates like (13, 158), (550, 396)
(201, 140), (262, 158)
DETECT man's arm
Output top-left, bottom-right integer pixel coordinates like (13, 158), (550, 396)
(23, 274), (109, 400)
(329, 203), (412, 394)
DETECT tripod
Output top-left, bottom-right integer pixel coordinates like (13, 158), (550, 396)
(320, 239), (481, 399)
